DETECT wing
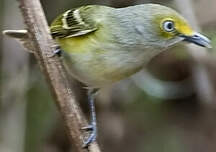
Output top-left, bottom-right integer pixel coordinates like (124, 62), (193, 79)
(50, 6), (98, 38)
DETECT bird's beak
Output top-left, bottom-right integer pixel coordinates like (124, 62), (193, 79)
(180, 32), (212, 48)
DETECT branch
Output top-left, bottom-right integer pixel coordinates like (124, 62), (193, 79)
(4, 0), (101, 151)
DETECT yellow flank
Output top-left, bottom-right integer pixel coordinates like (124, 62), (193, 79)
(56, 28), (145, 87)
(57, 35), (93, 53)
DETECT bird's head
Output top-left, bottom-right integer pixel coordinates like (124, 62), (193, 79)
(136, 4), (211, 49)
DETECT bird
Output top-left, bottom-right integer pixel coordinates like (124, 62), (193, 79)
(50, 3), (211, 147)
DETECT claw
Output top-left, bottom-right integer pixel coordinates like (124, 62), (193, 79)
(53, 46), (62, 57)
(48, 46), (62, 58)
(82, 126), (97, 148)
(81, 125), (94, 131)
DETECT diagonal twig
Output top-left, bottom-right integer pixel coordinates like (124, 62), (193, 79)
(3, 0), (101, 151)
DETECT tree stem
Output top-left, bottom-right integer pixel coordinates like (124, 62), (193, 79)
(14, 0), (101, 151)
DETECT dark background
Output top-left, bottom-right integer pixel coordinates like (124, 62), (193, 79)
(0, 0), (216, 152)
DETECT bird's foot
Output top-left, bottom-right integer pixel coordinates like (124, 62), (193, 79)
(82, 123), (97, 148)
(82, 89), (98, 148)
(53, 46), (62, 57)
(48, 46), (62, 57)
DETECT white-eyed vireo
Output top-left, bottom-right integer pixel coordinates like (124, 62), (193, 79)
(50, 4), (211, 147)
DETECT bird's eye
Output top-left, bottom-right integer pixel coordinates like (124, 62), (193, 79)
(163, 20), (175, 32)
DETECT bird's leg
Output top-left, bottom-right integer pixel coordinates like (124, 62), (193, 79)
(53, 46), (98, 147)
(82, 88), (99, 148)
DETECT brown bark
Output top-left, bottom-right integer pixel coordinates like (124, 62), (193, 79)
(5, 0), (102, 151)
